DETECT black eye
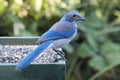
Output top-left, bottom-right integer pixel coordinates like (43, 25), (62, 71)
(72, 14), (76, 17)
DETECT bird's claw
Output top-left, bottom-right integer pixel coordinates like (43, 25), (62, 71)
(53, 49), (67, 62)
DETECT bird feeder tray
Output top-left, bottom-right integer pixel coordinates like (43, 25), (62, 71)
(0, 37), (66, 80)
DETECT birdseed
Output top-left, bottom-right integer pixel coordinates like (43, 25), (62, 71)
(0, 45), (64, 64)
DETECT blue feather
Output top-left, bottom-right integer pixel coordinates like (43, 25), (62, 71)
(16, 41), (52, 71)
(41, 30), (64, 40)
(41, 29), (75, 41)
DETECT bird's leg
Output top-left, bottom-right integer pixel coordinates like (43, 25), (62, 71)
(53, 48), (67, 62)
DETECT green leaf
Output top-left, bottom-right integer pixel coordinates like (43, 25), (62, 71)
(105, 53), (120, 65)
(101, 40), (120, 65)
(89, 56), (107, 71)
(101, 40), (120, 54)
(82, 12), (106, 29)
(95, 26), (120, 36)
(29, 21), (38, 35)
(77, 23), (86, 32)
(20, 29), (34, 36)
(86, 35), (98, 52)
(77, 43), (96, 58)
(8, 14), (20, 23)
(63, 44), (74, 54)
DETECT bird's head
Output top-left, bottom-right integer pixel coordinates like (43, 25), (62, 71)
(61, 11), (86, 22)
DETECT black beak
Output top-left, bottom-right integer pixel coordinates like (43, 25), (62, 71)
(78, 17), (86, 21)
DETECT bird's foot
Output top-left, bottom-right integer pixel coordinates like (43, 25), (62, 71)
(53, 49), (67, 62)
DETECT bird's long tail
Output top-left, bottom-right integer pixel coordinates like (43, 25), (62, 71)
(16, 41), (52, 71)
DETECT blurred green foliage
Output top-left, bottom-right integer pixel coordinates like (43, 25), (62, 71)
(0, 0), (120, 80)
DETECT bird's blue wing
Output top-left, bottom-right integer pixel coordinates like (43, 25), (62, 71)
(37, 21), (76, 43)
(37, 29), (75, 43)
(42, 30), (64, 40)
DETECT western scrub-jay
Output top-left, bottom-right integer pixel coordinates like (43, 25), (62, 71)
(16, 11), (86, 71)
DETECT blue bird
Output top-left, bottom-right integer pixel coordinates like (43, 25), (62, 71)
(16, 11), (86, 71)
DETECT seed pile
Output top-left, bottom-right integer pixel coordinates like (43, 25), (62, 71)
(0, 45), (64, 63)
